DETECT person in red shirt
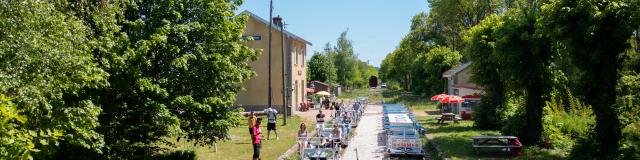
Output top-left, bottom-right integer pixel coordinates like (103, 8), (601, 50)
(252, 118), (263, 160)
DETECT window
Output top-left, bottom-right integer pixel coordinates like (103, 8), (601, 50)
(302, 49), (305, 66)
(294, 47), (298, 65)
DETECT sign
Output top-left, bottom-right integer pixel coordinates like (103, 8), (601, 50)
(242, 35), (262, 40)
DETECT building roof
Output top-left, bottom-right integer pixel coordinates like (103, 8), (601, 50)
(311, 80), (330, 87)
(443, 62), (471, 78)
(240, 10), (312, 46)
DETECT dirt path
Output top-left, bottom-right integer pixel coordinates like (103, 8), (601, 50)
(342, 104), (387, 160)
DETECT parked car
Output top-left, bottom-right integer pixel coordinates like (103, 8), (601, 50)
(381, 83), (387, 88)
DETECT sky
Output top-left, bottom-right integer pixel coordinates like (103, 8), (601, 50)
(237, 0), (429, 67)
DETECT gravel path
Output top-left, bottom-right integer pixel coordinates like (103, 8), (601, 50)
(342, 104), (387, 160)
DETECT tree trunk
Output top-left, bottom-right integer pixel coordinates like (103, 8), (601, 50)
(590, 65), (621, 158)
(522, 80), (544, 146)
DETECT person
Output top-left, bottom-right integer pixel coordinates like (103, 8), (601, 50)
(341, 114), (351, 138)
(323, 96), (330, 109)
(252, 118), (263, 160)
(297, 123), (309, 154)
(330, 124), (342, 148)
(316, 109), (326, 135)
(248, 111), (257, 135)
(333, 101), (340, 117)
(335, 100), (344, 117)
(353, 102), (361, 120)
(263, 106), (279, 140)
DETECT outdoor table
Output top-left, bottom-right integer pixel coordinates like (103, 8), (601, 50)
(437, 113), (459, 124)
(470, 136), (522, 155)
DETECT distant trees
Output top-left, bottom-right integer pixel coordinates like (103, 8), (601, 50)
(380, 12), (461, 96)
(316, 31), (377, 88)
(308, 52), (337, 83)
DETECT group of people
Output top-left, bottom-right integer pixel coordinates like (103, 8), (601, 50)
(247, 107), (279, 160)
(246, 100), (365, 159)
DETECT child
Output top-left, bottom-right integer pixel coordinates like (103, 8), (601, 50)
(252, 118), (263, 160)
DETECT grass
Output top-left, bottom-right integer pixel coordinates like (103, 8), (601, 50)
(417, 114), (566, 160)
(383, 89), (438, 115)
(169, 115), (314, 160)
(337, 87), (383, 103)
(383, 89), (565, 160)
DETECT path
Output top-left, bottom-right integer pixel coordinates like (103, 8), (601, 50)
(342, 104), (386, 160)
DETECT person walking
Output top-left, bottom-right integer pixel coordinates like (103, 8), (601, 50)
(252, 118), (263, 160)
(263, 106), (279, 140)
(316, 109), (326, 135)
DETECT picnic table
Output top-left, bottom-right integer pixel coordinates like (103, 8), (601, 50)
(470, 136), (522, 155)
(436, 113), (460, 124)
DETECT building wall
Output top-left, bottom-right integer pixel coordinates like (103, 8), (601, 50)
(455, 67), (474, 87)
(235, 16), (307, 113)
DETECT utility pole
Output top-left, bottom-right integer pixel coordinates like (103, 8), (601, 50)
(268, 0), (273, 112)
(273, 15), (287, 125)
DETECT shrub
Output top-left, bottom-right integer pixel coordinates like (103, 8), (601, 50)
(542, 95), (594, 154)
(501, 94), (527, 137)
(153, 150), (196, 160)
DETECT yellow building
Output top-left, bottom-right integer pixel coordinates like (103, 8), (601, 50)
(235, 11), (311, 114)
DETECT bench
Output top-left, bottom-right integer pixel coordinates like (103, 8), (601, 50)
(470, 136), (522, 155)
(436, 113), (461, 124)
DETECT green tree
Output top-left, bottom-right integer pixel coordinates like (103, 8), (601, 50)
(308, 52), (337, 83)
(333, 30), (357, 88)
(422, 46), (462, 95)
(540, 0), (640, 158)
(493, 9), (555, 146)
(0, 1), (108, 158)
(35, 0), (258, 158)
(427, 0), (505, 50)
(464, 14), (507, 130)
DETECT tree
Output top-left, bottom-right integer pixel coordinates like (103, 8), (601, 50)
(0, 1), (108, 158)
(421, 46), (462, 95)
(308, 52), (337, 83)
(427, 0), (505, 50)
(333, 30), (358, 88)
(79, 0), (257, 158)
(540, 0), (640, 158)
(464, 14), (507, 130)
(493, 9), (555, 146)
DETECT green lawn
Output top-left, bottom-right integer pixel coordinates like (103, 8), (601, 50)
(169, 115), (313, 160)
(337, 88), (383, 103)
(384, 90), (565, 160)
(382, 89), (438, 111)
(418, 116), (565, 160)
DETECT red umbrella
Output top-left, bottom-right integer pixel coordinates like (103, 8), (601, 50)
(431, 93), (447, 101)
(440, 95), (465, 103)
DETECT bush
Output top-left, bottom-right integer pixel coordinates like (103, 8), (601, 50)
(153, 150), (196, 160)
(542, 95), (594, 154)
(501, 94), (527, 137)
(618, 72), (640, 159)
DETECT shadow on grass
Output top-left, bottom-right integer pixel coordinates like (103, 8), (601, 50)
(429, 125), (480, 134)
(425, 110), (440, 115)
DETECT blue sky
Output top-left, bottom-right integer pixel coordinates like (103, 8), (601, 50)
(238, 0), (429, 67)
